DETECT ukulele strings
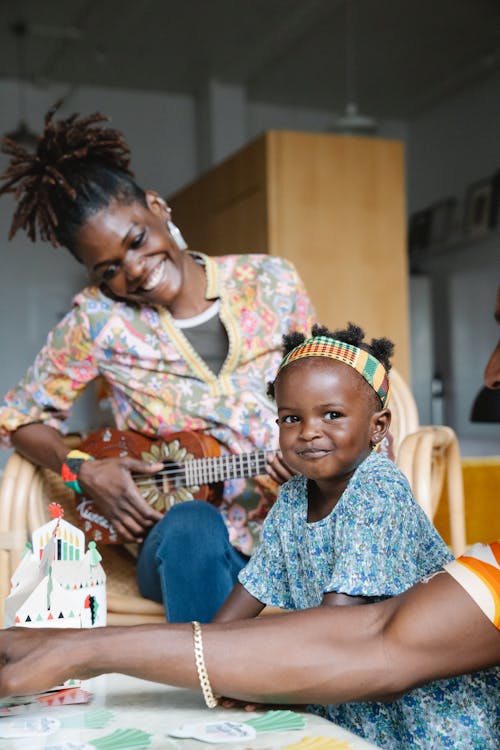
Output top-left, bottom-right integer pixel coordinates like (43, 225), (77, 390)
(134, 450), (277, 486)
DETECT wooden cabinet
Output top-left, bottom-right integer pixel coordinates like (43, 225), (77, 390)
(169, 130), (409, 378)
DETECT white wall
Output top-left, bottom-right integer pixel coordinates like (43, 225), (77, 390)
(407, 70), (500, 455)
(408, 68), (500, 212)
(0, 80), (198, 197)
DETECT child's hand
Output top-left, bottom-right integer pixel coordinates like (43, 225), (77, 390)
(266, 453), (296, 485)
(219, 696), (262, 711)
(219, 697), (300, 712)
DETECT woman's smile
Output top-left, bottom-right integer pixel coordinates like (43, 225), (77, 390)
(75, 196), (210, 318)
(140, 258), (167, 292)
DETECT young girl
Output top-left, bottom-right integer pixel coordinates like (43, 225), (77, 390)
(215, 323), (498, 750)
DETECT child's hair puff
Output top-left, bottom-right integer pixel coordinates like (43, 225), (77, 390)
(267, 322), (394, 400)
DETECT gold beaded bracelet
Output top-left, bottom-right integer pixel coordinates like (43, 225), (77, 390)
(191, 620), (218, 708)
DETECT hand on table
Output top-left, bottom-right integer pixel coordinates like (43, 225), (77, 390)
(218, 696), (262, 711)
(218, 696), (302, 712)
(0, 628), (76, 698)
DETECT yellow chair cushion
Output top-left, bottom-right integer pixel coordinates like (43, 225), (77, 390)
(434, 456), (500, 546)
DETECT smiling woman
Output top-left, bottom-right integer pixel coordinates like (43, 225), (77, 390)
(0, 104), (316, 624)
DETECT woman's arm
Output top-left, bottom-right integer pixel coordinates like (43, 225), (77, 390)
(4, 301), (161, 541)
(1, 571), (498, 703)
(11, 423), (72, 473)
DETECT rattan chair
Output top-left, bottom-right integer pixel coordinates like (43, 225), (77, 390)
(388, 369), (467, 557)
(0, 369), (467, 628)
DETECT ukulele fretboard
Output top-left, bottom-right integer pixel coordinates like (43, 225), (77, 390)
(181, 449), (275, 487)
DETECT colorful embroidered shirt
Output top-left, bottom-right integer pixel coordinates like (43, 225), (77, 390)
(0, 253), (315, 554)
(444, 541), (500, 630)
(240, 452), (499, 750)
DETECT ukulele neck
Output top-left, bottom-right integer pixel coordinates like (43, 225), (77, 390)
(182, 449), (274, 486)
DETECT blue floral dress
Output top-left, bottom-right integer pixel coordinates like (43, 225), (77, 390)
(239, 452), (499, 749)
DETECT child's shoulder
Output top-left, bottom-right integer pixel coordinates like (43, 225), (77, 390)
(357, 450), (407, 482)
(349, 451), (414, 513)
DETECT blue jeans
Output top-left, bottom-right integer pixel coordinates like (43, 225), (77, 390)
(136, 500), (248, 623)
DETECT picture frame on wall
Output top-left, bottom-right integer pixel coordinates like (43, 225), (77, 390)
(488, 169), (500, 229)
(463, 178), (492, 238)
(428, 197), (457, 247)
(408, 208), (432, 260)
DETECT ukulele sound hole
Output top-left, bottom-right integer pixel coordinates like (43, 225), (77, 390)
(136, 443), (200, 513)
(155, 460), (181, 492)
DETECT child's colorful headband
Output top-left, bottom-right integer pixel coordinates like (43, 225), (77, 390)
(277, 336), (391, 407)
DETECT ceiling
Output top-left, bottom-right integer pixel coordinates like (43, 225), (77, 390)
(2, 0), (500, 121)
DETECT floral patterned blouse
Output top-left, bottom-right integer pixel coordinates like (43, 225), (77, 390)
(0, 253), (315, 554)
(240, 451), (500, 750)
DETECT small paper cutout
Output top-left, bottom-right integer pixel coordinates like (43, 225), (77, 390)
(168, 720), (257, 744)
(284, 736), (354, 750)
(168, 710), (307, 744)
(47, 728), (152, 750)
(45, 744), (94, 750)
(0, 716), (60, 738)
(245, 709), (307, 732)
(36, 686), (93, 708)
(0, 686), (92, 717)
(91, 728), (152, 749)
(61, 708), (115, 729)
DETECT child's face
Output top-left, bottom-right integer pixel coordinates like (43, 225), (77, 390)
(275, 358), (389, 484)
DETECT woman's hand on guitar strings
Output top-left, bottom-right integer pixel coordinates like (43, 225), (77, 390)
(78, 456), (164, 542)
(265, 452), (297, 485)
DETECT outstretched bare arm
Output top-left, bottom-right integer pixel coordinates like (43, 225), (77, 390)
(0, 571), (498, 703)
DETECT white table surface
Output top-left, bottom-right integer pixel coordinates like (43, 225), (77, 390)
(0, 674), (382, 750)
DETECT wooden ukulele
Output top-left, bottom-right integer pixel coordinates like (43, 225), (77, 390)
(75, 427), (276, 544)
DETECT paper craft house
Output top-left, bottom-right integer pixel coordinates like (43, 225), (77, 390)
(4, 503), (106, 629)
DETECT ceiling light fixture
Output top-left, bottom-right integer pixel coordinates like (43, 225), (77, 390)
(4, 21), (39, 150)
(329, 0), (378, 136)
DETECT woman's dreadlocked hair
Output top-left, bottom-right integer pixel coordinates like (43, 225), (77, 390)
(0, 103), (147, 257)
(267, 322), (394, 400)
